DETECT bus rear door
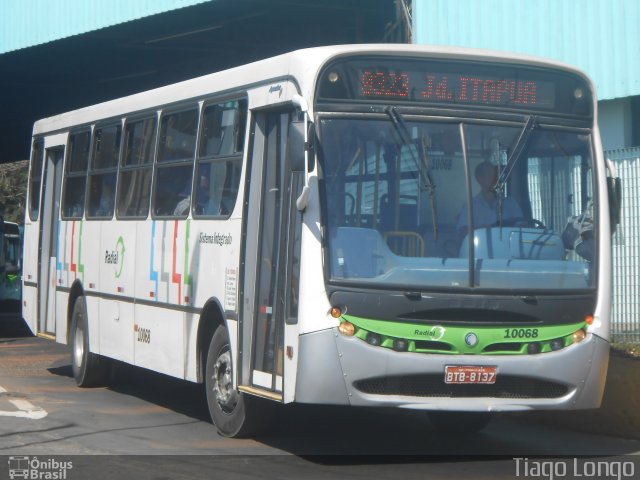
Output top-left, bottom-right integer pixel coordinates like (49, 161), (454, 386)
(37, 146), (64, 337)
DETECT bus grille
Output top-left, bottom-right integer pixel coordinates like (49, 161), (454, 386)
(354, 374), (569, 399)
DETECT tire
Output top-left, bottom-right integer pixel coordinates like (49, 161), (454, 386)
(205, 326), (272, 437)
(69, 296), (110, 387)
(427, 411), (493, 433)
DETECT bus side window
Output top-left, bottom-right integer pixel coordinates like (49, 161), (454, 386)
(117, 116), (156, 218)
(87, 124), (120, 219)
(153, 108), (198, 218)
(62, 130), (91, 219)
(29, 139), (44, 221)
(193, 98), (246, 218)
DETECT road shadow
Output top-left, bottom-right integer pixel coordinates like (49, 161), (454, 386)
(40, 357), (640, 458)
(48, 364), (72, 377)
(0, 315), (33, 339)
(253, 403), (640, 459)
(107, 361), (211, 422)
(45, 355), (210, 422)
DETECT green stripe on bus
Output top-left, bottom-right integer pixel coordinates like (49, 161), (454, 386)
(341, 314), (587, 355)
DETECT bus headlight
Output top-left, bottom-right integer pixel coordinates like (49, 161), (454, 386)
(338, 321), (355, 336)
(572, 329), (587, 344)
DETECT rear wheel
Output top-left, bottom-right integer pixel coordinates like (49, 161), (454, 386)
(69, 296), (110, 387)
(205, 326), (272, 437)
(427, 411), (493, 433)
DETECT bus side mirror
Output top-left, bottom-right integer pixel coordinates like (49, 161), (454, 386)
(606, 159), (622, 233)
(607, 176), (622, 232)
(288, 120), (306, 172)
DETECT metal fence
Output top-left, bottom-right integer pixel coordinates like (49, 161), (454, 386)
(608, 147), (640, 343)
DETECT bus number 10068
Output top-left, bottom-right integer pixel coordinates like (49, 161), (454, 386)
(504, 328), (539, 339)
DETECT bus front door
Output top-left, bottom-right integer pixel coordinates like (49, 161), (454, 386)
(38, 147), (64, 337)
(241, 109), (303, 399)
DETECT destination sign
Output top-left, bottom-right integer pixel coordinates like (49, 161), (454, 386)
(317, 57), (592, 116)
(359, 70), (553, 109)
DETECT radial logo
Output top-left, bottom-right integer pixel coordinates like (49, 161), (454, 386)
(413, 326), (446, 341)
(465, 333), (479, 347)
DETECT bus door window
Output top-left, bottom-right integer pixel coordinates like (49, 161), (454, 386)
(29, 139), (44, 221)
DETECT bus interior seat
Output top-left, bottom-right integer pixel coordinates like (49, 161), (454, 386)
(383, 231), (425, 257)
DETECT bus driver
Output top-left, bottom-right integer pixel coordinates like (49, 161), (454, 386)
(457, 160), (523, 233)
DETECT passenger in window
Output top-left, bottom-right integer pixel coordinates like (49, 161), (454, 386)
(173, 184), (191, 216)
(457, 161), (523, 232)
(96, 181), (114, 217)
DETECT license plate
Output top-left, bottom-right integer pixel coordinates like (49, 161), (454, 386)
(444, 365), (497, 384)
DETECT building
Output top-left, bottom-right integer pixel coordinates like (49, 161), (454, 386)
(413, 0), (640, 340)
(0, 0), (403, 163)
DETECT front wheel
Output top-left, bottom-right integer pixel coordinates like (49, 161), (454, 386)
(205, 326), (272, 437)
(69, 296), (110, 387)
(427, 411), (493, 433)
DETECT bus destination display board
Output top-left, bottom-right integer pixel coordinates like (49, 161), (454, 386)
(359, 70), (554, 109)
(318, 57), (591, 116)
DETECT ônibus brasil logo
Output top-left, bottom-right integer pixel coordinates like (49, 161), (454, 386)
(8, 456), (73, 479)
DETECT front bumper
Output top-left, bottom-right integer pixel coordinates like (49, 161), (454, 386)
(295, 327), (609, 411)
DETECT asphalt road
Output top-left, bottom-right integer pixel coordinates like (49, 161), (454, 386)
(1, 317), (639, 480)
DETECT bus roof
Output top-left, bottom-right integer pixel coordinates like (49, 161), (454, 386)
(32, 44), (594, 136)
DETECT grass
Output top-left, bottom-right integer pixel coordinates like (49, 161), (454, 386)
(611, 342), (640, 358)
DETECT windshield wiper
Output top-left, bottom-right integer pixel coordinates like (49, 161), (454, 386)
(386, 106), (438, 241)
(495, 116), (537, 227)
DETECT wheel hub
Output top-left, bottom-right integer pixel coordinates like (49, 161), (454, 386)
(212, 350), (238, 413)
(74, 324), (84, 367)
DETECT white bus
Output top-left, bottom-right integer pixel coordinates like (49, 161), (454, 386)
(22, 44), (621, 436)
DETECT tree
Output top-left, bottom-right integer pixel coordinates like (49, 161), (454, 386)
(0, 160), (28, 224)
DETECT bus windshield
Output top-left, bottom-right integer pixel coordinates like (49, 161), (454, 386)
(319, 116), (596, 292)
